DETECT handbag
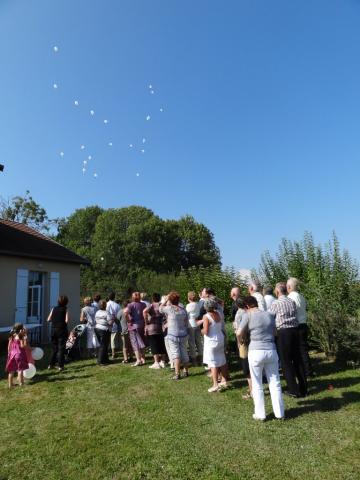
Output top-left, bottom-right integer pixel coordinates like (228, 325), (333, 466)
(239, 311), (251, 359)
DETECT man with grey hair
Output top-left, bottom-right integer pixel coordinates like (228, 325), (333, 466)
(230, 287), (241, 321)
(287, 278), (313, 377)
(270, 282), (307, 397)
(248, 282), (267, 311)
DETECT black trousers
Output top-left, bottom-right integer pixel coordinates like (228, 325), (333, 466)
(277, 327), (307, 396)
(50, 330), (68, 368)
(95, 329), (110, 364)
(298, 324), (313, 377)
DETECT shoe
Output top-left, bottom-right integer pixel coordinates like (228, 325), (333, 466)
(122, 360), (129, 364)
(47, 365), (54, 370)
(159, 360), (166, 368)
(149, 363), (161, 369)
(57, 367), (64, 372)
(285, 392), (299, 399)
(172, 374), (181, 380)
(132, 361), (142, 367)
(242, 392), (252, 400)
(218, 381), (228, 390)
(252, 414), (266, 421)
(208, 385), (219, 393)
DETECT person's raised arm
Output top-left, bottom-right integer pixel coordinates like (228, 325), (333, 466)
(47, 308), (54, 322)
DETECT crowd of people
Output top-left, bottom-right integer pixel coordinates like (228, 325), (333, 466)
(6, 277), (313, 421)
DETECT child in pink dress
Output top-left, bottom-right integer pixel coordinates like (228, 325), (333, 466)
(6, 323), (29, 389)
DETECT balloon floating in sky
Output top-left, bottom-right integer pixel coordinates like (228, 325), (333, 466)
(74, 100), (79, 106)
(108, 142), (113, 147)
(60, 151), (64, 157)
(93, 173), (98, 178)
(142, 138), (146, 144)
(83, 160), (87, 165)
(53, 46), (59, 53)
(80, 145), (85, 150)
(148, 84), (153, 89)
(129, 144), (133, 148)
(141, 149), (145, 154)
(150, 90), (155, 95)
(82, 168), (86, 174)
(53, 83), (58, 89)
(88, 155), (92, 160)
(90, 110), (95, 116)
(136, 173), (140, 177)
(103, 119), (109, 124)
(146, 115), (151, 121)
(160, 107), (164, 112)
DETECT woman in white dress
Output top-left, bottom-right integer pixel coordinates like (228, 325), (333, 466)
(201, 298), (228, 392)
(80, 297), (99, 357)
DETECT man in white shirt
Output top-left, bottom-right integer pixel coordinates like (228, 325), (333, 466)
(186, 291), (202, 365)
(263, 286), (276, 311)
(248, 282), (267, 311)
(106, 292), (121, 360)
(287, 278), (314, 377)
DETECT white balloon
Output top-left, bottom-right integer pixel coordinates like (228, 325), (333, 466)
(31, 347), (44, 361)
(93, 173), (98, 178)
(160, 107), (164, 112)
(80, 145), (85, 150)
(53, 46), (59, 53)
(150, 90), (154, 95)
(146, 115), (151, 121)
(88, 155), (92, 160)
(129, 144), (133, 148)
(142, 138), (146, 144)
(23, 363), (36, 379)
(141, 149), (145, 154)
(90, 110), (95, 116)
(149, 84), (153, 89)
(136, 172), (140, 177)
(53, 83), (58, 89)
(82, 168), (86, 173)
(108, 142), (113, 146)
(103, 119), (109, 124)
(60, 151), (64, 157)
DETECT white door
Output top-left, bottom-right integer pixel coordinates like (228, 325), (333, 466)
(27, 285), (42, 323)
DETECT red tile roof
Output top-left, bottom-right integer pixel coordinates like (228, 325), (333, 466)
(0, 219), (90, 265)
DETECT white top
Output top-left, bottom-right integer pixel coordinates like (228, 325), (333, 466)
(186, 301), (201, 328)
(264, 294), (276, 311)
(203, 313), (226, 368)
(107, 300), (121, 333)
(288, 291), (307, 324)
(252, 292), (267, 311)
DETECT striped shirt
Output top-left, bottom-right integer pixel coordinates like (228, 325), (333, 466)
(270, 295), (298, 329)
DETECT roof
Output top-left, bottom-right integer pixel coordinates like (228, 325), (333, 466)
(0, 219), (90, 265)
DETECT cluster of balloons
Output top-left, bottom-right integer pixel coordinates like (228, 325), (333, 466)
(23, 347), (44, 379)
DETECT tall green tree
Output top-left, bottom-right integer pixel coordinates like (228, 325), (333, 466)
(0, 190), (53, 233)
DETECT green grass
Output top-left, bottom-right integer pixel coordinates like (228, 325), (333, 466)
(0, 351), (359, 480)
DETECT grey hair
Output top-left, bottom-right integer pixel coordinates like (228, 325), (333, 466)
(287, 277), (299, 291)
(204, 297), (218, 312)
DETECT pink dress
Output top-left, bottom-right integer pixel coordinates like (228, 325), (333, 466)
(5, 338), (29, 373)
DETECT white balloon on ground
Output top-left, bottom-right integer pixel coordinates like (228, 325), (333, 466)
(23, 363), (36, 379)
(31, 347), (44, 361)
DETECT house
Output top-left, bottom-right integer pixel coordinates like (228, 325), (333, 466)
(0, 219), (89, 343)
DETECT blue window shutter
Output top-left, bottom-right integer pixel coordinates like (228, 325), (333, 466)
(15, 269), (29, 323)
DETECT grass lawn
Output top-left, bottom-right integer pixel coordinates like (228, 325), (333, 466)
(0, 351), (359, 480)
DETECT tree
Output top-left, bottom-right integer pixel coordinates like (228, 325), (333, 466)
(258, 232), (360, 359)
(0, 190), (53, 233)
(56, 205), (104, 258)
(167, 215), (221, 269)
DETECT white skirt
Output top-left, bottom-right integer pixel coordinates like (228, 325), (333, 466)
(203, 337), (226, 368)
(87, 326), (99, 349)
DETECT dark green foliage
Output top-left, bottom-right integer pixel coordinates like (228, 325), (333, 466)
(259, 232), (360, 359)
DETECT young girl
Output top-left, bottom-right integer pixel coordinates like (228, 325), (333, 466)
(6, 323), (29, 389)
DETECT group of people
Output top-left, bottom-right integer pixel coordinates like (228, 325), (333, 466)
(6, 277), (313, 421)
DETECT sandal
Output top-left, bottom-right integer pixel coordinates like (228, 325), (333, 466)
(172, 374), (181, 380)
(122, 360), (129, 364)
(208, 385), (220, 393)
(242, 392), (252, 400)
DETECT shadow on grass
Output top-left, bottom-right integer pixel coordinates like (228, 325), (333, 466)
(285, 391), (360, 419)
(32, 373), (92, 383)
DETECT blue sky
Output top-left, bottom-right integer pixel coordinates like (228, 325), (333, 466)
(1, 0), (360, 269)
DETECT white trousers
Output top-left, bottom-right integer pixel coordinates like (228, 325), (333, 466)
(248, 349), (284, 420)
